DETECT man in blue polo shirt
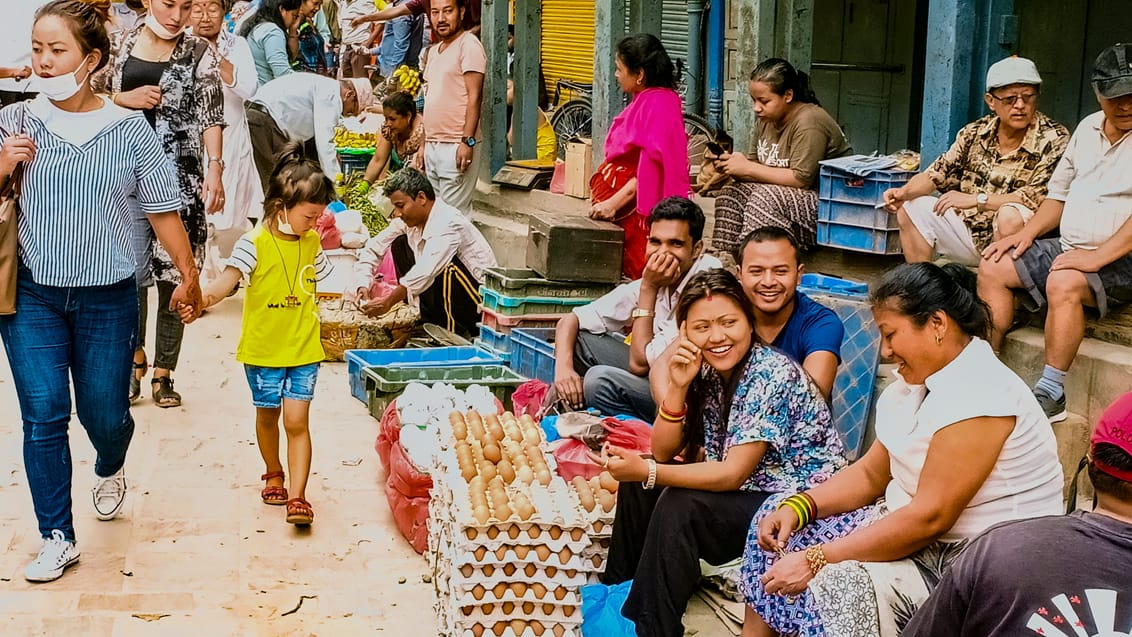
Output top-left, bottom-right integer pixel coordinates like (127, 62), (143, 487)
(734, 226), (843, 398)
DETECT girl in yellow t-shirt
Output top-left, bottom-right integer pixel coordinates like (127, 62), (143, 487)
(187, 142), (336, 526)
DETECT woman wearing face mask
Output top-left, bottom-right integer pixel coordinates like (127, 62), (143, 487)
(0, 0), (201, 583)
(93, 0), (224, 407)
(711, 58), (853, 256)
(239, 0), (303, 86)
(190, 0), (263, 283)
(600, 269), (847, 637)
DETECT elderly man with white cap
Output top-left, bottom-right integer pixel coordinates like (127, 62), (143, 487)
(980, 43), (1132, 422)
(883, 56), (1070, 266)
(246, 74), (376, 188)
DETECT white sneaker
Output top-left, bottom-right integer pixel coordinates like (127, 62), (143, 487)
(25, 530), (80, 582)
(92, 467), (127, 521)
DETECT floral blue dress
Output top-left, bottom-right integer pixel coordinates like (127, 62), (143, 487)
(700, 344), (847, 493)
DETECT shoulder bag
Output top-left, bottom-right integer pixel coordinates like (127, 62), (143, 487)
(0, 103), (27, 315)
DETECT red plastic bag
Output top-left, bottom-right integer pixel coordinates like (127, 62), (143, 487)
(385, 480), (430, 553)
(387, 438), (433, 499)
(315, 209), (341, 250)
(552, 437), (603, 481)
(512, 379), (550, 418)
(375, 400), (401, 474)
(602, 417), (652, 455)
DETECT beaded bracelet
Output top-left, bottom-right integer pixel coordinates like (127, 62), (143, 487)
(805, 544), (828, 576)
(643, 459), (657, 490)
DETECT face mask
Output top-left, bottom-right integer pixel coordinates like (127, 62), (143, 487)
(33, 55), (92, 102)
(145, 12), (187, 40)
(277, 207), (298, 236)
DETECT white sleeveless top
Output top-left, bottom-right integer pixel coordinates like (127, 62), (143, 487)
(875, 338), (1063, 541)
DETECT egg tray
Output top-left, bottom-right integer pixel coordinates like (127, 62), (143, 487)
(432, 445), (562, 498)
(434, 581), (583, 616)
(439, 559), (589, 591)
(435, 535), (589, 570)
(430, 467), (591, 538)
(437, 599), (584, 632)
(435, 605), (581, 637)
(436, 410), (550, 451)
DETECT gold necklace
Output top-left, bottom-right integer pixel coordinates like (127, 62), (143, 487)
(269, 230), (303, 309)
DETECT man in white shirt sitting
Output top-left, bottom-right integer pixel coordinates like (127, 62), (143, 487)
(979, 43), (1132, 423)
(352, 168), (498, 337)
(553, 197), (721, 421)
(246, 74), (374, 189)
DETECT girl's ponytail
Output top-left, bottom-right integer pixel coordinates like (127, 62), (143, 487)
(262, 143), (337, 223)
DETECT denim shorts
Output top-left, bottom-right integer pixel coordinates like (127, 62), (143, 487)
(244, 363), (320, 408)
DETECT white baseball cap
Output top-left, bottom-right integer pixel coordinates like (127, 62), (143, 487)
(986, 57), (1042, 91)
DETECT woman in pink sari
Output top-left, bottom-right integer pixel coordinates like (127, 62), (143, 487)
(591, 34), (690, 279)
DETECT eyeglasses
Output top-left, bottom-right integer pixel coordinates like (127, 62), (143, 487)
(988, 92), (1038, 106)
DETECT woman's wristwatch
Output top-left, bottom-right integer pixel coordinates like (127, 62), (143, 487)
(208, 157), (225, 171)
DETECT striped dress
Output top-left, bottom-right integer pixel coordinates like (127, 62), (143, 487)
(0, 98), (180, 288)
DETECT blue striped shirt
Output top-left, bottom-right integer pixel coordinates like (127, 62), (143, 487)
(0, 99), (180, 287)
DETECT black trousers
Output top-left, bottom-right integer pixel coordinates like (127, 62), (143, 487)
(390, 234), (481, 338)
(602, 480), (769, 637)
(137, 281), (185, 371)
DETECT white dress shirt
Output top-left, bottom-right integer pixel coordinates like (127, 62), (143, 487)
(572, 254), (723, 365)
(249, 72), (342, 180)
(354, 198), (499, 303)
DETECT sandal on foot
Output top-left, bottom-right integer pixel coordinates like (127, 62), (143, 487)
(260, 471), (288, 505)
(285, 498), (314, 525)
(129, 360), (148, 403)
(151, 377), (181, 408)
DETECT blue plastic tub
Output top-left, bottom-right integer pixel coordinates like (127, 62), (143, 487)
(797, 273), (869, 300)
(473, 338), (511, 363)
(477, 323), (512, 354)
(345, 347), (505, 403)
(509, 327), (556, 384)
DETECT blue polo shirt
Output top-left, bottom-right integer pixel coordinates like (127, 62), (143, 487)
(771, 292), (844, 364)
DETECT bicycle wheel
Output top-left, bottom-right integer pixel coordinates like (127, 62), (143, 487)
(683, 112), (715, 182)
(550, 98), (593, 160)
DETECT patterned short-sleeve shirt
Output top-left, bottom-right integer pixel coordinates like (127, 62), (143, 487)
(926, 111), (1070, 251)
(701, 345), (848, 493)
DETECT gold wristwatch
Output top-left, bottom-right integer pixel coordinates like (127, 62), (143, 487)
(631, 308), (655, 319)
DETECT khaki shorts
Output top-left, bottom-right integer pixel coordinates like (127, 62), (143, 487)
(903, 195), (1033, 266)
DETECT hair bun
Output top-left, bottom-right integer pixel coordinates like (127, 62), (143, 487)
(75, 0), (112, 22)
(940, 262), (978, 298)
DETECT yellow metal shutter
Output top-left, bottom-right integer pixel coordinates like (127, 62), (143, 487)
(541, 0), (596, 102)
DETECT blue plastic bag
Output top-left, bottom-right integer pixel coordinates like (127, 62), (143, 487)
(581, 580), (636, 637)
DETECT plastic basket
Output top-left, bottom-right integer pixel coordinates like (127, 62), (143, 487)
(337, 149), (374, 175)
(481, 267), (615, 300)
(477, 323), (511, 354)
(346, 346), (506, 403)
(473, 338), (510, 363)
(797, 273), (869, 300)
(479, 306), (564, 335)
(816, 166), (911, 255)
(479, 287), (589, 317)
(363, 364), (525, 417)
(509, 328), (556, 384)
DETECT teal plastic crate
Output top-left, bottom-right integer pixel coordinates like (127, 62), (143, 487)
(479, 287), (589, 317)
(345, 347), (505, 403)
(362, 364), (525, 417)
(337, 148), (374, 175)
(482, 267), (614, 300)
(509, 328), (556, 384)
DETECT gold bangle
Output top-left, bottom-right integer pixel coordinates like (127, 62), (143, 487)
(805, 544), (828, 576)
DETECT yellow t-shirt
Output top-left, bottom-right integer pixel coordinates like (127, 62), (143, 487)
(231, 226), (327, 368)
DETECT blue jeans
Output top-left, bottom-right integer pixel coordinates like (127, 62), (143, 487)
(583, 365), (657, 422)
(0, 270), (138, 541)
(378, 13), (413, 76)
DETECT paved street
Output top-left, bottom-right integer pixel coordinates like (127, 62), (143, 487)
(0, 291), (433, 635)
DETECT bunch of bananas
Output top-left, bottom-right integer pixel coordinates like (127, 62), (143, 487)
(391, 65), (422, 97)
(342, 172), (390, 236)
(334, 126), (378, 150)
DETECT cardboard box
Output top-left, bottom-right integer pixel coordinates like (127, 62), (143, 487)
(563, 138), (592, 199)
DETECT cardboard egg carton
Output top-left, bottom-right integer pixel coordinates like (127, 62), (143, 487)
(435, 601), (581, 637)
(438, 537), (589, 570)
(440, 560), (588, 591)
(449, 600), (582, 625)
(438, 579), (581, 611)
(437, 410), (549, 455)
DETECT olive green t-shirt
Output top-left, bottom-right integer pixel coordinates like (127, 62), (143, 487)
(749, 102), (852, 189)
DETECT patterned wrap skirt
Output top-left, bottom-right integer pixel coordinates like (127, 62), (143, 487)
(590, 161), (648, 280)
(712, 181), (820, 255)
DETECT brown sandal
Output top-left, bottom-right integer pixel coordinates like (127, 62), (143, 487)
(285, 497), (314, 525)
(260, 471), (288, 505)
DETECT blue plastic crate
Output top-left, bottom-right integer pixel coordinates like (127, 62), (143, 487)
(479, 287), (589, 317)
(473, 338), (511, 363)
(809, 293), (882, 461)
(817, 165), (910, 255)
(818, 165), (913, 206)
(797, 273), (869, 300)
(510, 327), (556, 384)
(477, 323), (512, 354)
(345, 347), (506, 403)
(816, 219), (902, 255)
